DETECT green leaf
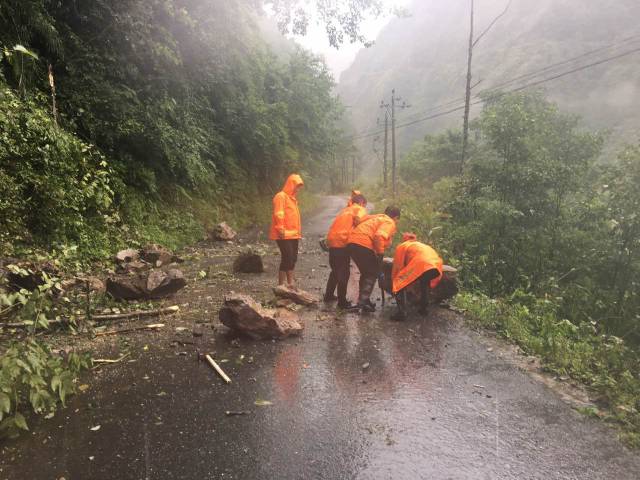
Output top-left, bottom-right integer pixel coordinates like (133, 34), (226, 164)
(0, 393), (10, 414)
(254, 399), (273, 406)
(13, 413), (29, 431)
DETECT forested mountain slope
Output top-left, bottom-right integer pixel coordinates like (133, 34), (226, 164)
(338, 0), (640, 157)
(0, 0), (342, 257)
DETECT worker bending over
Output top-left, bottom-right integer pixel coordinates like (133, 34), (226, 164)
(391, 233), (443, 321)
(324, 194), (368, 308)
(347, 206), (400, 312)
(269, 174), (304, 288)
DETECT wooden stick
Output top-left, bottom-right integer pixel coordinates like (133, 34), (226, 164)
(94, 323), (165, 337)
(91, 353), (131, 368)
(92, 306), (179, 322)
(2, 306), (179, 329)
(205, 354), (231, 384)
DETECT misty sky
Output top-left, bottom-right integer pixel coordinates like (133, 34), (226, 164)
(288, 0), (411, 81)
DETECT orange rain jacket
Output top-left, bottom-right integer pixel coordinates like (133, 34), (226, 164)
(392, 239), (443, 294)
(327, 204), (368, 249)
(269, 174), (304, 240)
(347, 214), (397, 254)
(347, 189), (362, 207)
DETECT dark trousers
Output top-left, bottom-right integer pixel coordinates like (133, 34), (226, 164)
(396, 268), (440, 314)
(347, 243), (379, 304)
(325, 248), (350, 302)
(276, 239), (299, 271)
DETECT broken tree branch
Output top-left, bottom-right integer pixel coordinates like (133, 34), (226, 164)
(92, 352), (131, 368)
(94, 323), (165, 337)
(92, 305), (180, 322)
(1, 306), (180, 329)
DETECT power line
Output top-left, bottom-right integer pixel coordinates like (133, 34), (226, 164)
(345, 44), (640, 142)
(393, 34), (640, 125)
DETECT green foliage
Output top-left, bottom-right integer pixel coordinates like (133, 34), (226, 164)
(399, 130), (465, 185)
(0, 81), (117, 257)
(456, 292), (640, 447)
(0, 0), (347, 260)
(397, 92), (640, 443)
(264, 0), (383, 47)
(0, 339), (90, 437)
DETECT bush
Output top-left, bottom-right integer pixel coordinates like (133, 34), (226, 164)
(0, 339), (90, 438)
(0, 83), (117, 257)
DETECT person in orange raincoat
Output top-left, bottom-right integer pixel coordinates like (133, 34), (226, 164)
(324, 194), (368, 308)
(347, 206), (400, 312)
(269, 174), (304, 287)
(391, 233), (443, 320)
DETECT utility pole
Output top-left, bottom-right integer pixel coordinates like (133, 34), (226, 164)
(383, 111), (389, 190)
(352, 154), (356, 184)
(461, 0), (474, 173)
(381, 91), (409, 198)
(379, 101), (390, 190)
(461, 0), (512, 173)
(391, 89), (397, 198)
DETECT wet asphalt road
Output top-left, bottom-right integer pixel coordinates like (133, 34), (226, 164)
(2, 196), (640, 480)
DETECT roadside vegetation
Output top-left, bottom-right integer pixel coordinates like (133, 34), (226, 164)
(392, 91), (640, 446)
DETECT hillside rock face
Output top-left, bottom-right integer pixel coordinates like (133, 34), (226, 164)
(338, 0), (640, 156)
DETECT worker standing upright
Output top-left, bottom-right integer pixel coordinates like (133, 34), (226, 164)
(391, 233), (443, 321)
(347, 206), (400, 312)
(324, 194), (368, 308)
(269, 174), (304, 288)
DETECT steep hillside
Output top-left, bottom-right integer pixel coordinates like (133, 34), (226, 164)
(338, 0), (640, 159)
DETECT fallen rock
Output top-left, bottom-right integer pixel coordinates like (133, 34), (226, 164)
(107, 269), (187, 300)
(61, 276), (106, 294)
(106, 276), (146, 301)
(141, 244), (181, 267)
(146, 269), (187, 299)
(115, 248), (140, 264)
(210, 222), (237, 241)
(233, 251), (264, 273)
(219, 292), (303, 339)
(273, 285), (318, 306)
(117, 260), (150, 273)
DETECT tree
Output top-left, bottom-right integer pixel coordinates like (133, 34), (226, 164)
(260, 0), (383, 48)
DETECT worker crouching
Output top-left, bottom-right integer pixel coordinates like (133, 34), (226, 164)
(324, 194), (368, 308)
(391, 233), (443, 321)
(347, 206), (400, 312)
(269, 174), (304, 288)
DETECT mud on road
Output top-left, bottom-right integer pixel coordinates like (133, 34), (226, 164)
(1, 196), (639, 479)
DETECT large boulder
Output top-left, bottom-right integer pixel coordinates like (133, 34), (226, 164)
(106, 269), (187, 301)
(210, 222), (237, 241)
(115, 248), (140, 264)
(141, 244), (181, 267)
(273, 285), (318, 306)
(106, 276), (147, 301)
(233, 250), (264, 273)
(219, 292), (303, 340)
(146, 269), (187, 299)
(380, 258), (458, 305)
